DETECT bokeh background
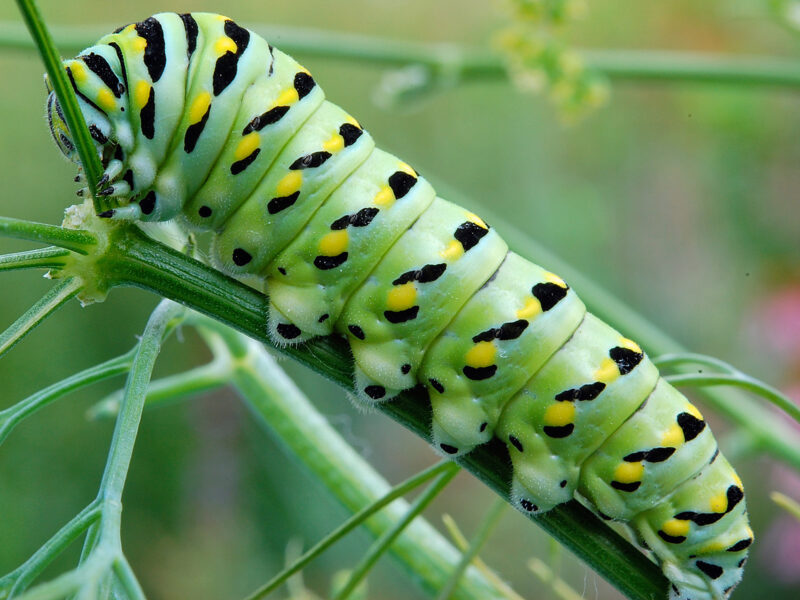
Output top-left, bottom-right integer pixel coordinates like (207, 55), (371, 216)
(1, 1), (799, 598)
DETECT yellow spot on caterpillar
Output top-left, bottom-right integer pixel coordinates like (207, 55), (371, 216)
(594, 357), (620, 383)
(70, 61), (87, 83)
(134, 81), (151, 109)
(276, 87), (299, 106)
(544, 272), (567, 287)
(216, 14), (230, 21)
(323, 133), (344, 153)
(398, 162), (417, 176)
(318, 230), (348, 256)
(465, 341), (496, 368)
(619, 337), (642, 353)
(234, 132), (260, 161)
(276, 171), (303, 197)
(661, 423), (684, 447)
(188, 92), (212, 124)
(215, 36), (237, 55)
(662, 518), (690, 538)
(373, 185), (394, 207)
(710, 491), (728, 513)
(440, 240), (464, 261)
(133, 36), (147, 53)
(732, 473), (743, 488)
(387, 282), (417, 312)
(697, 538), (728, 554)
(466, 212), (487, 229)
(123, 24), (136, 34)
(97, 88), (116, 112)
(516, 297), (542, 319)
(686, 403), (704, 421)
(543, 401), (575, 427)
(345, 114), (360, 127)
(614, 461), (644, 484)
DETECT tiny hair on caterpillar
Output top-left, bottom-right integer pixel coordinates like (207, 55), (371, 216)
(45, 12), (753, 600)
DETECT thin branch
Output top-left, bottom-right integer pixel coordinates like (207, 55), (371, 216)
(332, 466), (460, 600)
(0, 216), (96, 254)
(1, 21), (799, 90)
(436, 498), (506, 600)
(771, 491), (800, 522)
(666, 373), (800, 425)
(0, 502), (102, 598)
(0, 247), (70, 272)
(0, 277), (82, 358)
(243, 461), (455, 600)
(13, 2), (104, 204)
(0, 349), (135, 445)
(86, 357), (231, 420)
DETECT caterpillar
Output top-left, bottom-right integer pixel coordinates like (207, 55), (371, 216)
(45, 12), (752, 600)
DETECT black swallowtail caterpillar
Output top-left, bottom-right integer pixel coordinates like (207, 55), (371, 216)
(45, 12), (752, 599)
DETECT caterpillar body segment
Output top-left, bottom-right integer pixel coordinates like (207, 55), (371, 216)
(46, 12), (751, 599)
(422, 252), (586, 455)
(266, 149), (436, 341)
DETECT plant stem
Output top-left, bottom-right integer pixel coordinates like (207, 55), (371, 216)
(86, 357), (231, 420)
(771, 491), (800, 522)
(0, 217), (96, 254)
(0, 277), (82, 358)
(96, 301), (183, 503)
(2, 21), (800, 90)
(212, 325), (511, 600)
(0, 247), (70, 272)
(12, 2), (104, 204)
(243, 461), (455, 600)
(666, 373), (800, 425)
(436, 498), (506, 600)
(0, 349), (135, 445)
(333, 467), (460, 600)
(0, 502), (102, 598)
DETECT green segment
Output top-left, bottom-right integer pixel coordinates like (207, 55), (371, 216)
(268, 148), (435, 338)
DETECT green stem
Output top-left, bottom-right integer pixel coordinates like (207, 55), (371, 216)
(0, 502), (102, 598)
(0, 217), (96, 254)
(0, 349), (135, 445)
(13, 2), (104, 204)
(111, 558), (145, 600)
(666, 373), (800, 425)
(0, 277), (82, 358)
(333, 467), (460, 600)
(436, 499), (506, 600)
(86, 356), (231, 420)
(652, 352), (738, 373)
(214, 324), (512, 600)
(771, 491), (800, 522)
(2, 21), (799, 90)
(96, 301), (183, 503)
(244, 461), (454, 600)
(0, 247), (70, 272)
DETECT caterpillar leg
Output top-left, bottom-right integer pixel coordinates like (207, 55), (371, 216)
(267, 302), (316, 346)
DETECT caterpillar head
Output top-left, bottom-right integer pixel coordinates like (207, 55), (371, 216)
(46, 88), (80, 164)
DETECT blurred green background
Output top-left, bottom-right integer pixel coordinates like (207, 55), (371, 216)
(1, 1), (799, 598)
